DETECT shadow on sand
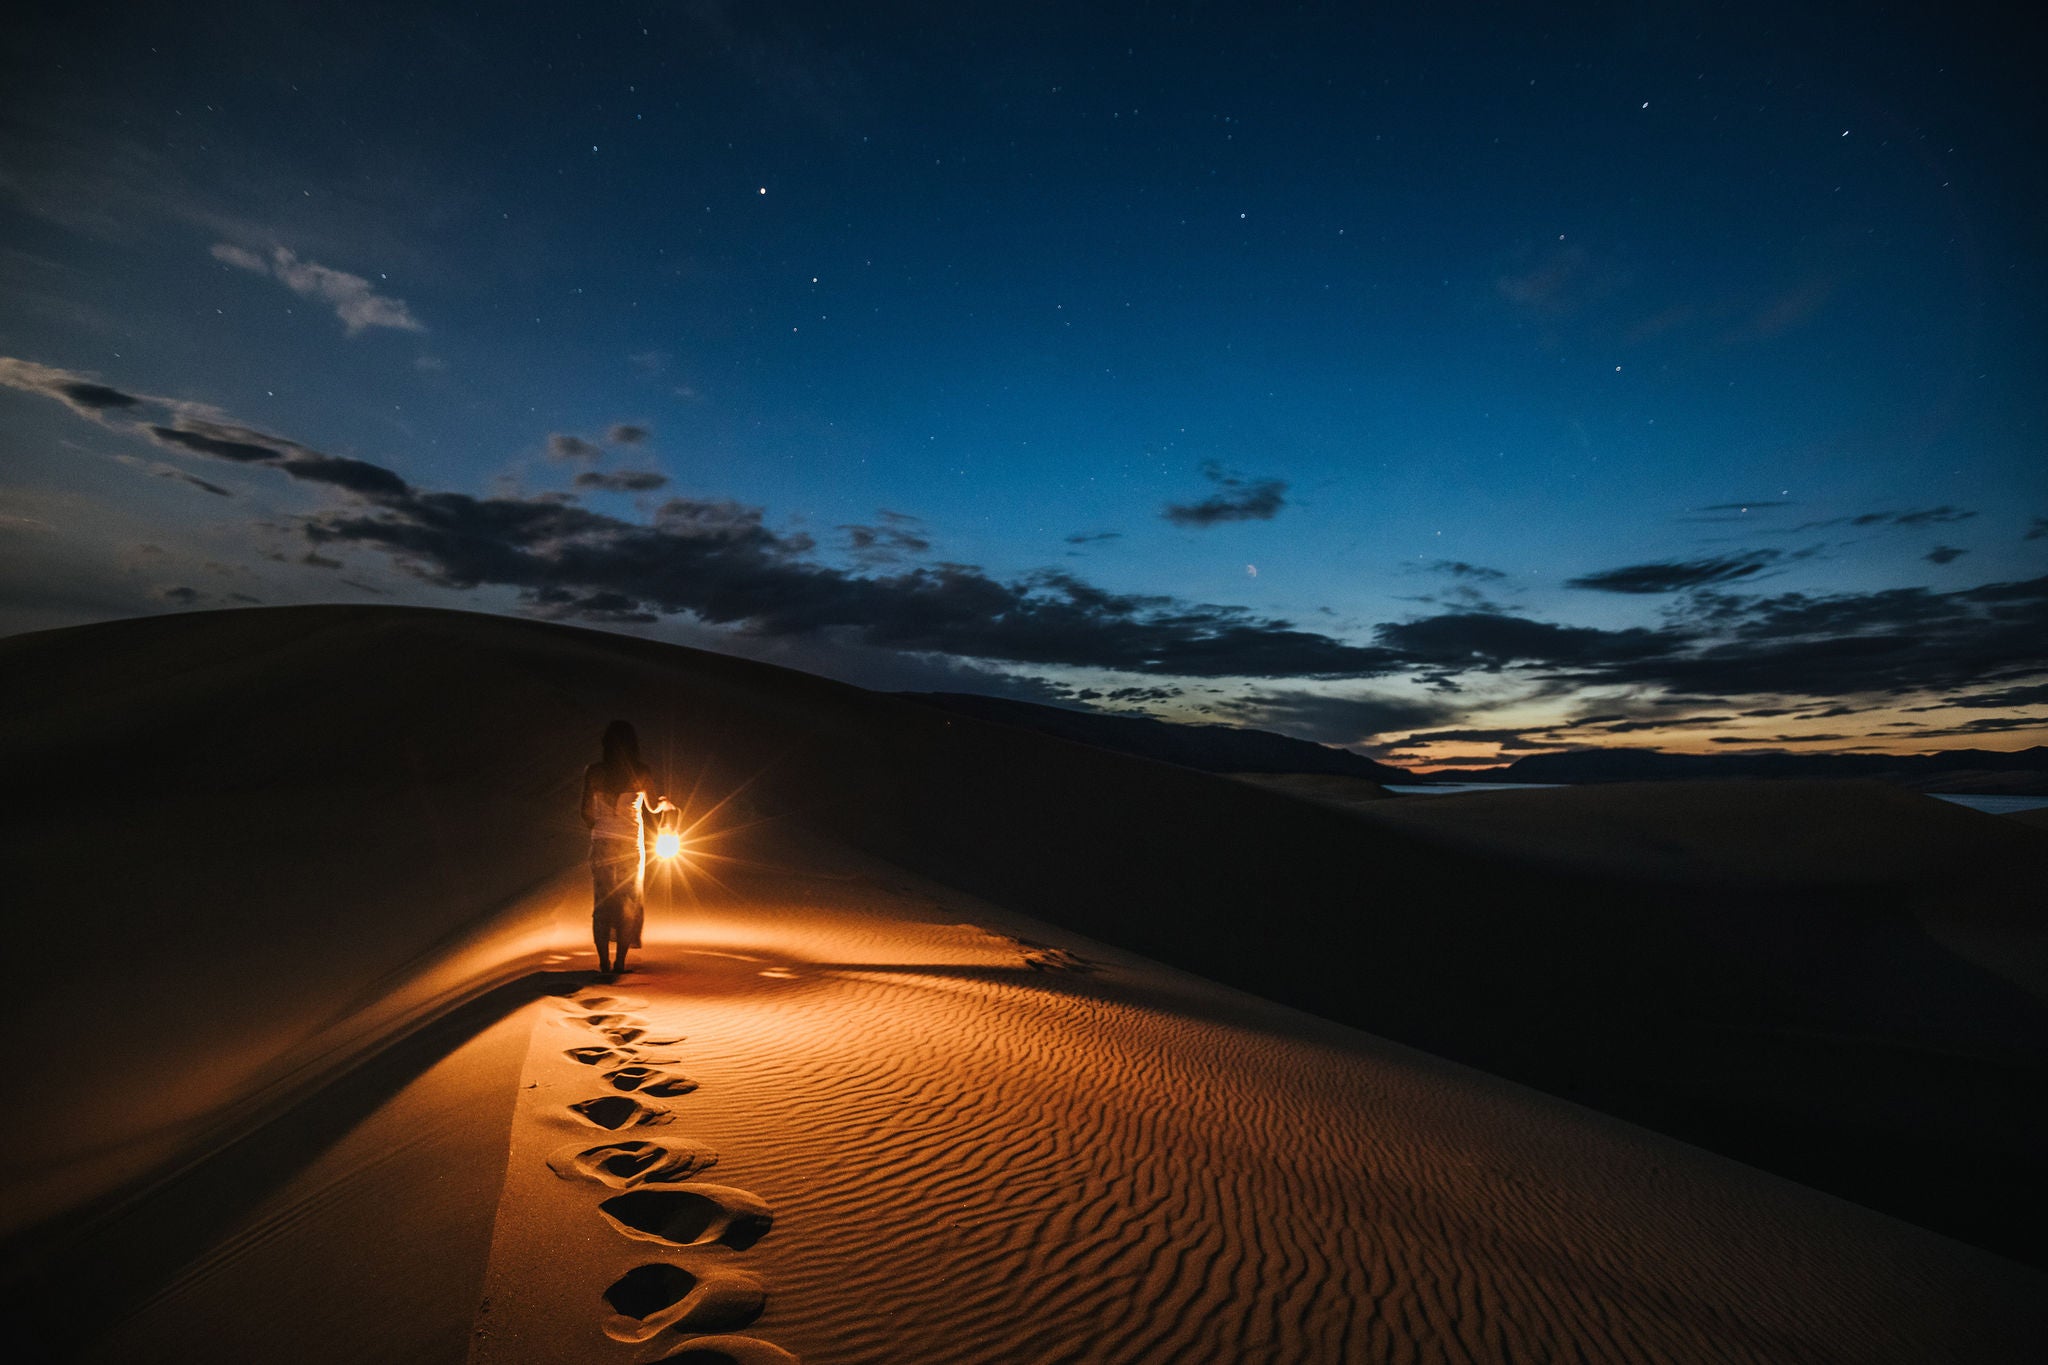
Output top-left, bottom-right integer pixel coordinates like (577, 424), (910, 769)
(0, 969), (601, 1347)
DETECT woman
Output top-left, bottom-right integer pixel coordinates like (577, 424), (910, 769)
(580, 719), (662, 974)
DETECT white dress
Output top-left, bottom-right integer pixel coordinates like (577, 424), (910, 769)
(591, 788), (644, 850)
(590, 788), (647, 948)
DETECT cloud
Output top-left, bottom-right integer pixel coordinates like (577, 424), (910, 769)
(1571, 578), (2048, 699)
(148, 423), (287, 463)
(210, 242), (267, 273)
(1214, 690), (1458, 744)
(1405, 560), (1523, 614)
(110, 452), (235, 498)
(1404, 585), (1521, 615)
(1065, 530), (1122, 545)
(1584, 714), (1733, 734)
(1372, 612), (1670, 669)
(1887, 506), (1976, 528)
(1102, 685), (1180, 704)
(148, 464), (233, 496)
(0, 366), (1377, 676)
(284, 453), (412, 497)
(11, 353), (2045, 717)
(839, 515), (933, 567)
(520, 586), (660, 625)
(1162, 461), (1287, 528)
(60, 382), (139, 412)
(144, 413), (413, 497)
(1427, 560), (1508, 581)
(607, 423), (650, 445)
(1920, 680), (2048, 710)
(547, 434), (602, 462)
(300, 476), (1402, 674)
(1864, 715), (2048, 739)
(2026, 518), (2047, 541)
(1924, 545), (1967, 565)
(212, 243), (424, 335)
(1794, 505), (1977, 532)
(1566, 553), (1779, 594)
(574, 469), (670, 493)
(1392, 727), (1571, 750)
(0, 357), (150, 421)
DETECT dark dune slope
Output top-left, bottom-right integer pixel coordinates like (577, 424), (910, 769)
(2, 604), (2044, 1267)
(907, 689), (1406, 781)
(837, 700), (2048, 1264)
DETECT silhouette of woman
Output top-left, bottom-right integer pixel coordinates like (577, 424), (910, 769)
(580, 720), (661, 975)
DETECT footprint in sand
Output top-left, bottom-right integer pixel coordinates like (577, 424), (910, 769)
(1015, 938), (1093, 974)
(599, 1184), (773, 1251)
(570, 1095), (673, 1130)
(558, 993), (789, 1359)
(548, 1139), (718, 1188)
(603, 1064), (698, 1097)
(650, 1337), (801, 1365)
(565, 1008), (654, 1047)
(601, 1263), (766, 1343)
(573, 994), (647, 1012)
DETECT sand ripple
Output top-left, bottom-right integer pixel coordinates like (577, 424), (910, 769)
(590, 906), (2040, 1365)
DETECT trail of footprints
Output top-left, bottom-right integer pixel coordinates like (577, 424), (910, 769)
(550, 992), (799, 1364)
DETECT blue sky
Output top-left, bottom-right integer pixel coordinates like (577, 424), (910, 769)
(2, 1), (2043, 762)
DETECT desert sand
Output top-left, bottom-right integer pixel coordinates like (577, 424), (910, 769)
(2, 605), (2043, 1362)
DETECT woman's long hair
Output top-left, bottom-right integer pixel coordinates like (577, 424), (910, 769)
(599, 720), (645, 785)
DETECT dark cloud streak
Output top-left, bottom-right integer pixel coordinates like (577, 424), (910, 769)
(7, 356), (2044, 717)
(1566, 553), (1777, 594)
(1162, 461), (1287, 528)
(574, 469), (670, 492)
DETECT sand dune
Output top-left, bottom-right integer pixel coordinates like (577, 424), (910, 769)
(2008, 805), (2048, 834)
(76, 838), (2047, 1363)
(2, 605), (2044, 1361)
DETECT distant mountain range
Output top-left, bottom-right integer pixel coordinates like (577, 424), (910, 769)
(1431, 745), (2048, 793)
(904, 693), (2048, 795)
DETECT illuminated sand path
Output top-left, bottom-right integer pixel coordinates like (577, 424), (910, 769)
(465, 838), (2042, 1365)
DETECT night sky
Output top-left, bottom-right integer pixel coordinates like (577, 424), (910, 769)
(3, 1), (2043, 764)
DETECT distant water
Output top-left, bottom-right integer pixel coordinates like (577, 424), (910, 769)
(1387, 782), (2048, 814)
(1385, 782), (1566, 796)
(1928, 793), (2048, 815)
